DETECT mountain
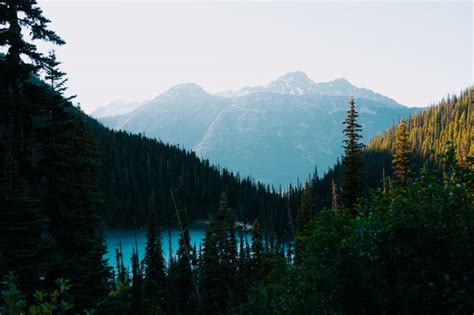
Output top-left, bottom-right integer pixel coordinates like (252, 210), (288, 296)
(91, 100), (144, 118)
(99, 72), (419, 186)
(194, 93), (416, 185)
(101, 83), (231, 148)
(218, 71), (401, 107)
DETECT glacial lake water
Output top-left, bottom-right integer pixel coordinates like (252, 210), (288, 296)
(105, 228), (207, 271)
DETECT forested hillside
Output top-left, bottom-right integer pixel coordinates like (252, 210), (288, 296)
(85, 116), (291, 229)
(368, 88), (472, 163)
(307, 88), (473, 214)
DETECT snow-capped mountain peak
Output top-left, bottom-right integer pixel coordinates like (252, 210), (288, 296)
(217, 72), (401, 106)
(265, 71), (317, 95)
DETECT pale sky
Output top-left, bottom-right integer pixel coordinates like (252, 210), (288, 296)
(33, 1), (473, 113)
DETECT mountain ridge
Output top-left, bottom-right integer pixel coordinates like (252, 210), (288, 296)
(97, 72), (419, 185)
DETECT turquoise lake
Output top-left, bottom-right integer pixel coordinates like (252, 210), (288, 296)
(105, 228), (207, 271)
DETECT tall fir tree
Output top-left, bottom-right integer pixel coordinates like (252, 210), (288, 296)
(200, 209), (226, 313)
(131, 241), (144, 314)
(392, 119), (411, 183)
(200, 192), (237, 313)
(0, 0), (64, 162)
(250, 219), (264, 283)
(341, 96), (364, 215)
(224, 203), (237, 287)
(0, 0), (64, 72)
(0, 2), (111, 310)
(0, 155), (50, 294)
(115, 240), (127, 284)
(171, 189), (199, 313)
(143, 190), (167, 313)
(46, 115), (111, 311)
(43, 50), (72, 97)
(331, 179), (339, 210)
(295, 183), (315, 263)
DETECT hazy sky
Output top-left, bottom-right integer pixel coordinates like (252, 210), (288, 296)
(34, 1), (472, 113)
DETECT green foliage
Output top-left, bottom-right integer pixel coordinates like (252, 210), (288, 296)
(342, 96), (364, 214)
(0, 274), (74, 315)
(253, 146), (473, 313)
(0, 0), (64, 82)
(200, 193), (238, 313)
(0, 156), (50, 294)
(43, 50), (71, 97)
(295, 183), (315, 263)
(131, 243), (144, 314)
(246, 257), (303, 314)
(392, 119), (412, 182)
(369, 88), (472, 165)
(143, 190), (167, 313)
(86, 116), (294, 230)
(170, 189), (199, 314)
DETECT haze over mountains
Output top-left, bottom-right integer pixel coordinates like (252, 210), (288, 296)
(98, 72), (419, 185)
(92, 100), (145, 118)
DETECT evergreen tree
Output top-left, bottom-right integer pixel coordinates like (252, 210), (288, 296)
(200, 210), (226, 313)
(0, 0), (64, 161)
(43, 50), (71, 97)
(236, 230), (250, 302)
(131, 241), (144, 314)
(0, 155), (49, 294)
(296, 183), (315, 232)
(46, 116), (111, 311)
(0, 0), (64, 73)
(1, 3), (111, 310)
(250, 219), (264, 283)
(331, 179), (339, 209)
(341, 96), (364, 215)
(143, 190), (167, 313)
(295, 183), (315, 263)
(200, 192), (237, 313)
(224, 204), (237, 283)
(115, 240), (127, 284)
(171, 189), (199, 313)
(392, 119), (411, 183)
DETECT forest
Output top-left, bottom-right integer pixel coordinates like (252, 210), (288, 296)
(0, 1), (473, 314)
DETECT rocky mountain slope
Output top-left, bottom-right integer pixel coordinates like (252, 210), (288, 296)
(98, 72), (419, 185)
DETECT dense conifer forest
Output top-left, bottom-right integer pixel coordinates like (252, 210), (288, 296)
(85, 117), (291, 230)
(0, 1), (472, 313)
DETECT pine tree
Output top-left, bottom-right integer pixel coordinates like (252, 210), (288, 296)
(0, 0), (64, 74)
(171, 189), (199, 313)
(200, 211), (225, 313)
(236, 230), (249, 302)
(250, 219), (264, 283)
(295, 183), (315, 263)
(331, 179), (339, 209)
(296, 183), (315, 232)
(342, 96), (364, 215)
(200, 192), (237, 313)
(224, 205), (237, 282)
(115, 240), (127, 284)
(392, 120), (411, 183)
(43, 50), (72, 97)
(131, 241), (144, 314)
(0, 155), (50, 294)
(46, 116), (112, 310)
(143, 190), (167, 313)
(0, 0), (64, 161)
